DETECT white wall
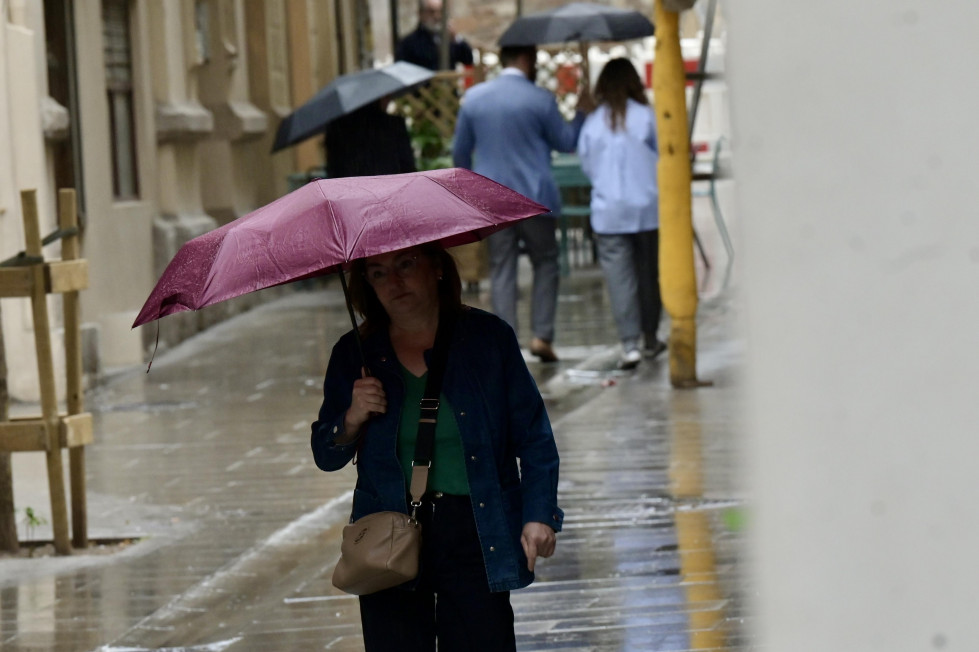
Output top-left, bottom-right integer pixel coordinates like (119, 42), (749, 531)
(730, 2), (979, 650)
(1, 7), (65, 401)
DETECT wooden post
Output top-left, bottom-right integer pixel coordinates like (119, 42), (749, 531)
(579, 41), (591, 92)
(389, 0), (398, 57)
(0, 316), (16, 553)
(439, 0), (451, 71)
(21, 190), (71, 554)
(59, 189), (87, 549)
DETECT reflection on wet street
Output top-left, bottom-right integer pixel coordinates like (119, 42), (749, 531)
(1, 266), (747, 651)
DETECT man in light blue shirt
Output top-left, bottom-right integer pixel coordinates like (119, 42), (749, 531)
(453, 46), (591, 362)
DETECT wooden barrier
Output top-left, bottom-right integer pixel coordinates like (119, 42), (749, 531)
(0, 189), (91, 554)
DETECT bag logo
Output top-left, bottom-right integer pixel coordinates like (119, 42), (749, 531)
(353, 527), (369, 544)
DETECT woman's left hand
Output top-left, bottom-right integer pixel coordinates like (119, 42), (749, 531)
(521, 522), (556, 572)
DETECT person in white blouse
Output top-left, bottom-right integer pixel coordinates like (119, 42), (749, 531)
(578, 58), (666, 369)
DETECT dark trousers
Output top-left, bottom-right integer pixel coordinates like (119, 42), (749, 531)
(487, 215), (560, 342)
(594, 228), (662, 346)
(635, 229), (663, 342)
(359, 494), (516, 652)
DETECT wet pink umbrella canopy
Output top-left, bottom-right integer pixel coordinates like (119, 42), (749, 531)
(133, 169), (549, 327)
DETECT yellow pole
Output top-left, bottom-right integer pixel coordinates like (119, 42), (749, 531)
(652, 1), (707, 388)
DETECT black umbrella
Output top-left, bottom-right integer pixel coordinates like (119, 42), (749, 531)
(271, 61), (434, 153)
(498, 2), (654, 47)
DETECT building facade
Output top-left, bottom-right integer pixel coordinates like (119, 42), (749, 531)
(1, 0), (364, 401)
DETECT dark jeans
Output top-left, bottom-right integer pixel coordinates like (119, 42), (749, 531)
(359, 493), (516, 652)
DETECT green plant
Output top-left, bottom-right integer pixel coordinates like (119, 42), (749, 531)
(409, 119), (453, 171)
(21, 507), (48, 556)
(721, 506), (746, 533)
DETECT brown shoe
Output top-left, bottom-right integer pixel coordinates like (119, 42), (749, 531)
(530, 337), (559, 363)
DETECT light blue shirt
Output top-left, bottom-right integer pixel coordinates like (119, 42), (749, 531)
(577, 99), (659, 234)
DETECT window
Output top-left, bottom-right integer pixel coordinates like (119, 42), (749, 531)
(102, 0), (139, 199)
(195, 0), (211, 65)
(45, 0), (86, 223)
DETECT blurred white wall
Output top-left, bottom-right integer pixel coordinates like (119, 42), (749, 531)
(729, 2), (979, 650)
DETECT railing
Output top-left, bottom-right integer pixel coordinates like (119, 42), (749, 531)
(393, 68), (482, 143)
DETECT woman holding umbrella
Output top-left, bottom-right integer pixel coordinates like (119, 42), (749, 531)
(311, 243), (563, 651)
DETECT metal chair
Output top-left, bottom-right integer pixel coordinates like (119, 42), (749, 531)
(693, 136), (734, 289)
(551, 154), (594, 276)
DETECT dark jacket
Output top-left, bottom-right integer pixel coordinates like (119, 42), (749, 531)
(311, 307), (563, 592)
(395, 24), (474, 71)
(325, 103), (416, 178)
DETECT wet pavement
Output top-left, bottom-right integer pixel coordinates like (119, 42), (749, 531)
(2, 240), (748, 651)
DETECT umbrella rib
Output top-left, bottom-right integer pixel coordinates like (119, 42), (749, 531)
(316, 181), (381, 259)
(314, 183), (347, 265)
(326, 203), (344, 257)
(424, 176), (501, 223)
(348, 203), (414, 256)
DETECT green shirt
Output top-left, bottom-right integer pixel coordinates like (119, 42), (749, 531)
(397, 365), (470, 495)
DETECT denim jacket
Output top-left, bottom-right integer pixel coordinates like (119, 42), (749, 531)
(311, 307), (563, 592)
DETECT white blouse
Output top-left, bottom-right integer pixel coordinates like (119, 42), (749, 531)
(577, 99), (659, 234)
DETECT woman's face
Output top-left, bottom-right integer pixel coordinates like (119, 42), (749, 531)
(363, 248), (440, 323)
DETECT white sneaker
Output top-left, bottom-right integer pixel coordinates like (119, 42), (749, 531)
(618, 348), (642, 370)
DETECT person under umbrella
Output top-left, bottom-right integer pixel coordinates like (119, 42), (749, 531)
(324, 98), (415, 179)
(452, 45), (594, 363)
(271, 62), (432, 177)
(132, 170), (558, 649)
(577, 58), (666, 369)
(310, 242), (563, 651)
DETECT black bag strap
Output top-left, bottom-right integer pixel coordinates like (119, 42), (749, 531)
(407, 314), (454, 511)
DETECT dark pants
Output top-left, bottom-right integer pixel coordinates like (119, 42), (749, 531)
(359, 494), (516, 652)
(635, 229), (663, 343)
(487, 215), (560, 342)
(594, 229), (662, 347)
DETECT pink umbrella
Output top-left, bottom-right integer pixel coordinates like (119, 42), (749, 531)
(133, 168), (548, 328)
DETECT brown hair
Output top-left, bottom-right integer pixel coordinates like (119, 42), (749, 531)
(346, 243), (463, 335)
(594, 58), (648, 132)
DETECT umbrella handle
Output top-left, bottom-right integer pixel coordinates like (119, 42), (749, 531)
(339, 270), (370, 375)
(339, 269), (375, 466)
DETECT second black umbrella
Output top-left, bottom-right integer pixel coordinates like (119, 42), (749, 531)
(271, 61), (434, 153)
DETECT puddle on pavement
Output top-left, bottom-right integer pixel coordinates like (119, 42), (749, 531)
(2, 537), (141, 559)
(96, 401), (200, 413)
